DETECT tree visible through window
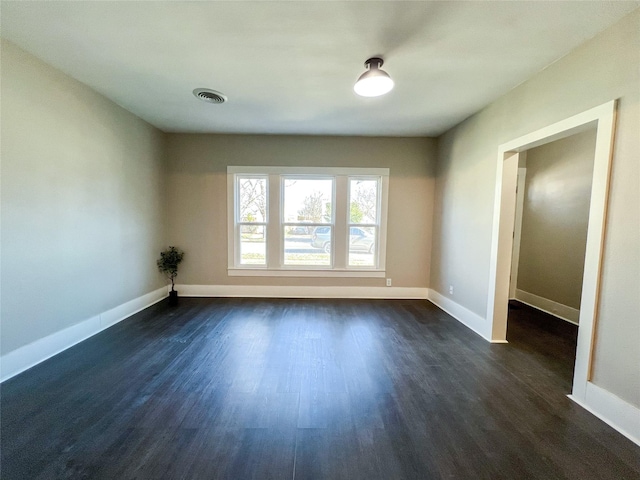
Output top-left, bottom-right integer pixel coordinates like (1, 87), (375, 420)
(283, 178), (333, 266)
(348, 179), (379, 266)
(237, 177), (267, 265)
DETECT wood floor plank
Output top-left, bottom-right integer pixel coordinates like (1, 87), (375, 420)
(1, 297), (639, 479)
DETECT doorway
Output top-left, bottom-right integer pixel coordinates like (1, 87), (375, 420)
(506, 127), (598, 387)
(486, 100), (617, 403)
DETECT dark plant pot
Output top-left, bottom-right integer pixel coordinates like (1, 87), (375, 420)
(168, 290), (178, 306)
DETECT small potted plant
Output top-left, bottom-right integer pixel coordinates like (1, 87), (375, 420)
(157, 246), (184, 305)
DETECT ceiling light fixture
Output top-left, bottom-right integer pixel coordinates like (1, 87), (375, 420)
(354, 57), (394, 97)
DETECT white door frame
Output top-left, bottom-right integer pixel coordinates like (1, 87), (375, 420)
(486, 100), (617, 402)
(509, 166), (527, 299)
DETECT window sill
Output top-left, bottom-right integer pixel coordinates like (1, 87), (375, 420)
(228, 268), (385, 278)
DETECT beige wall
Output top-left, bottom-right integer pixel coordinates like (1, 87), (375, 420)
(0, 40), (167, 354)
(517, 129), (597, 311)
(432, 10), (640, 406)
(165, 134), (436, 288)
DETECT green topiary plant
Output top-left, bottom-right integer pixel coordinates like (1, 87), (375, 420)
(157, 246), (184, 293)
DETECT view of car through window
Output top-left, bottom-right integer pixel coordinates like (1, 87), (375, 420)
(310, 227), (375, 254)
(284, 225), (375, 267)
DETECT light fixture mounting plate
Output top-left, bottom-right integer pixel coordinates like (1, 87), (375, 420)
(364, 57), (384, 68)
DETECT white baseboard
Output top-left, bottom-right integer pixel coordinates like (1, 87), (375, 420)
(427, 289), (492, 341)
(514, 289), (580, 324)
(175, 284), (428, 299)
(0, 286), (169, 382)
(569, 381), (640, 447)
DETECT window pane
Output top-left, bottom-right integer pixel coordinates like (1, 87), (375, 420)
(239, 178), (267, 223)
(349, 179), (378, 224)
(284, 226), (331, 266)
(240, 225), (266, 265)
(283, 178), (333, 223)
(348, 226), (376, 267)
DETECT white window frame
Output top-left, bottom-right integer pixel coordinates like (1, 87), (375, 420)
(227, 166), (389, 278)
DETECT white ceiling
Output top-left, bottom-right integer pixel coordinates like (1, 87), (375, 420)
(1, 1), (638, 137)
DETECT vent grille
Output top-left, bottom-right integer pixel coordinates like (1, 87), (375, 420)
(193, 88), (227, 104)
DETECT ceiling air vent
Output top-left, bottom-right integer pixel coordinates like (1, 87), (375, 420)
(193, 88), (227, 104)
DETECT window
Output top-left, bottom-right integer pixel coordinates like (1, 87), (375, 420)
(228, 166), (389, 277)
(348, 178), (379, 267)
(236, 176), (267, 265)
(283, 177), (334, 266)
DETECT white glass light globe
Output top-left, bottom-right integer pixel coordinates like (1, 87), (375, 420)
(354, 65), (394, 97)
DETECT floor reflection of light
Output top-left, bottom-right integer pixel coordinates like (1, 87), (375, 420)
(208, 306), (394, 432)
(226, 316), (271, 393)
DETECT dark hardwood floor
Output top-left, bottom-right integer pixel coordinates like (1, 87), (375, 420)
(1, 298), (639, 479)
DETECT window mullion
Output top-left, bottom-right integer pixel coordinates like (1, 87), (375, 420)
(267, 174), (281, 268)
(334, 176), (348, 269)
